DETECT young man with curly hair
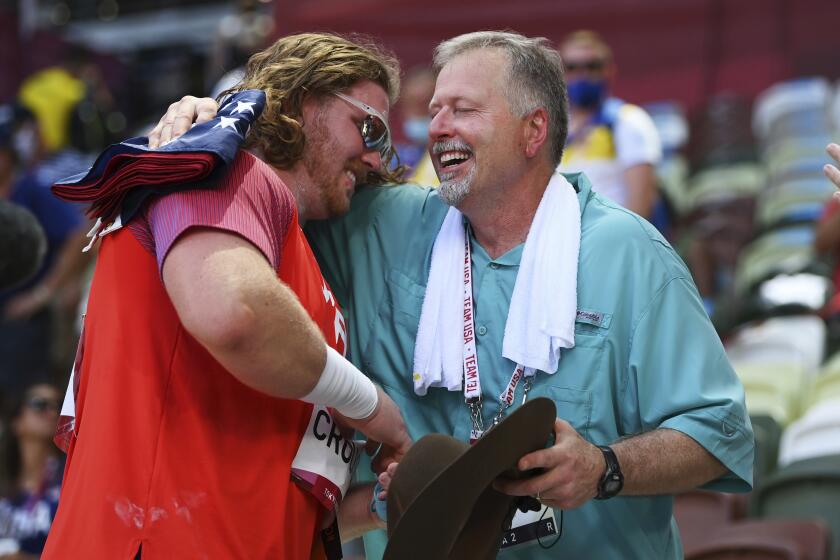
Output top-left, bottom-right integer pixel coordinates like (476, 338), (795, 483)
(42, 33), (410, 560)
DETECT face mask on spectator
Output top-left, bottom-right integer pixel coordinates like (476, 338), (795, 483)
(566, 78), (607, 109)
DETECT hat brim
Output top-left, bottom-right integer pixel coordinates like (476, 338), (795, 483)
(384, 397), (556, 560)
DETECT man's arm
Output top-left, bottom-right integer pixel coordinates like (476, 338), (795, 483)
(163, 228), (327, 397)
(163, 228), (411, 462)
(337, 483), (383, 541)
(338, 462), (396, 540)
(614, 428), (727, 493)
(498, 273), (751, 507)
(494, 420), (725, 509)
(623, 163), (659, 219)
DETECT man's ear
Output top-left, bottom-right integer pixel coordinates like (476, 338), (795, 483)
(523, 107), (549, 159)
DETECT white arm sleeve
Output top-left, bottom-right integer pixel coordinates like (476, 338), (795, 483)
(301, 346), (379, 420)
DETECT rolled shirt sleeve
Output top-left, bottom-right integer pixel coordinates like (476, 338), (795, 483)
(628, 276), (754, 492)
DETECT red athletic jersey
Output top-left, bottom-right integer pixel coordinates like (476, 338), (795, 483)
(43, 153), (346, 559)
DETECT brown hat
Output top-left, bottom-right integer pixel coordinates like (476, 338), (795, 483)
(384, 397), (556, 560)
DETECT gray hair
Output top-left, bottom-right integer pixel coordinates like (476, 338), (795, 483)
(433, 31), (569, 166)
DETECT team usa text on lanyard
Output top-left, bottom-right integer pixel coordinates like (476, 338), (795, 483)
(462, 227), (536, 443)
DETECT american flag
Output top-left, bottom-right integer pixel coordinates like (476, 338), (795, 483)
(52, 89), (265, 225)
(52, 89), (265, 452)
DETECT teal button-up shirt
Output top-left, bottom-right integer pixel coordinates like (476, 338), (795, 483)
(306, 173), (753, 559)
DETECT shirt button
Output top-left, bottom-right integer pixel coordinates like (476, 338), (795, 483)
(489, 263), (500, 270)
(478, 325), (488, 336)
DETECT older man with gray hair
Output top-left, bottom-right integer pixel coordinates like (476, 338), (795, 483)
(155, 30), (754, 559)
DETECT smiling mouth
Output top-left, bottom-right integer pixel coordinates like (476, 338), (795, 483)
(344, 169), (357, 187)
(438, 150), (473, 170)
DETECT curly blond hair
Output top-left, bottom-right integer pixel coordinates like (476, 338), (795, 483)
(222, 32), (405, 183)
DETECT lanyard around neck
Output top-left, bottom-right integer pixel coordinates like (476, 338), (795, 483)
(461, 225), (535, 441)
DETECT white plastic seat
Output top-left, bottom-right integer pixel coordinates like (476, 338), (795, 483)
(725, 315), (826, 376)
(778, 399), (840, 467)
(753, 78), (831, 141)
(807, 361), (840, 409)
(732, 362), (807, 426)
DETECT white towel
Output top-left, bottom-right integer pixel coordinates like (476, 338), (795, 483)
(412, 207), (466, 395)
(412, 172), (581, 395)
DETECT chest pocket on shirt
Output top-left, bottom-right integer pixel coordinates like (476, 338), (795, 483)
(573, 309), (612, 346)
(361, 268), (424, 381)
(531, 384), (593, 441)
(531, 310), (615, 442)
(384, 268), (425, 328)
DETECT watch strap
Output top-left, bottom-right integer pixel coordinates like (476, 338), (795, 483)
(595, 445), (623, 500)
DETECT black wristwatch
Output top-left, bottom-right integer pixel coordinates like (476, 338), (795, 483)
(594, 445), (623, 500)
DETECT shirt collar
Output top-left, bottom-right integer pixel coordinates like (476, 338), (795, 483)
(468, 228), (524, 267)
(460, 171), (591, 267)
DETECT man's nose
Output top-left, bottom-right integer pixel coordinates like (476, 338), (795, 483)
(360, 149), (383, 172)
(428, 108), (453, 141)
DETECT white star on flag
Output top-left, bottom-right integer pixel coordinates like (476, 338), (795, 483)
(213, 116), (239, 132)
(231, 101), (256, 115)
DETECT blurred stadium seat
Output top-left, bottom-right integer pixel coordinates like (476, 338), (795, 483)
(727, 315), (826, 376)
(809, 355), (840, 408)
(778, 400), (840, 467)
(674, 490), (748, 554)
(752, 455), (840, 559)
(684, 518), (831, 560)
(731, 362), (807, 426)
(752, 78), (833, 142)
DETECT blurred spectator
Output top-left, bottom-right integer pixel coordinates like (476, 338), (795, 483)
(689, 94), (756, 171)
(18, 44), (124, 157)
(68, 51), (127, 154)
(0, 201), (46, 292)
(207, 0), (273, 98)
(556, 30), (662, 219)
(0, 105), (91, 398)
(0, 383), (63, 559)
(394, 66), (438, 185)
(0, 107), (47, 292)
(17, 55), (85, 155)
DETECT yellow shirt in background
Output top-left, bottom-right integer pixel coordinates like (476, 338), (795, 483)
(408, 152), (439, 187)
(19, 67), (85, 152)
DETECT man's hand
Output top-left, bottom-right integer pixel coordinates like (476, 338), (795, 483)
(376, 461), (399, 500)
(336, 465), (397, 540)
(148, 96), (219, 148)
(827, 143), (840, 200)
(337, 386), (412, 473)
(493, 418), (603, 510)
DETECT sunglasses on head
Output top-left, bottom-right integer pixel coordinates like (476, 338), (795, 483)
(564, 59), (606, 73)
(333, 92), (392, 160)
(25, 396), (61, 414)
